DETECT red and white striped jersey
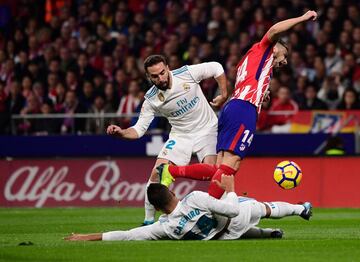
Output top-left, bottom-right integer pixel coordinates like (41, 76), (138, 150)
(232, 33), (274, 113)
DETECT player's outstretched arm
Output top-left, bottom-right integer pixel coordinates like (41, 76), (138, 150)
(106, 124), (139, 140)
(267, 10), (317, 42)
(65, 222), (167, 241)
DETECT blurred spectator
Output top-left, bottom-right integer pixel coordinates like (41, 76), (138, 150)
(18, 93), (41, 134)
(341, 53), (360, 91)
(317, 74), (345, 109)
(0, 81), (8, 133)
(76, 52), (96, 82)
(21, 75), (33, 98)
(103, 82), (119, 112)
(116, 80), (140, 128)
(32, 101), (61, 135)
(79, 81), (95, 110)
(54, 82), (66, 112)
(299, 85), (328, 110)
(336, 88), (360, 110)
(5, 81), (25, 115)
(61, 90), (86, 134)
(267, 86), (299, 131)
(86, 94), (110, 134)
(324, 42), (343, 76)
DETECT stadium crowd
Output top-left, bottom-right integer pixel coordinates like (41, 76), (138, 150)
(0, 0), (360, 135)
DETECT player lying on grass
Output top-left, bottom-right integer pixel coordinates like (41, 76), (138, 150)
(65, 176), (312, 241)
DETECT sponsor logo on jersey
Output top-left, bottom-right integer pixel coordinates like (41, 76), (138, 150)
(170, 96), (200, 117)
(183, 83), (190, 91)
(158, 92), (165, 102)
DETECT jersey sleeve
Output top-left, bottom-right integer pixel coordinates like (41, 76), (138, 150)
(192, 191), (239, 218)
(187, 62), (224, 83)
(102, 222), (167, 241)
(259, 32), (273, 49)
(131, 99), (156, 138)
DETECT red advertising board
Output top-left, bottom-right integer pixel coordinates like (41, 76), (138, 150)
(1, 157), (359, 208)
(234, 157), (360, 208)
(0, 158), (208, 207)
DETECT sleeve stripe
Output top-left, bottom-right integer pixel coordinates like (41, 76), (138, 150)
(172, 65), (188, 76)
(145, 86), (158, 99)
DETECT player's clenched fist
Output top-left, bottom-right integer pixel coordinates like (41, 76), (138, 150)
(302, 10), (317, 21)
(107, 124), (122, 136)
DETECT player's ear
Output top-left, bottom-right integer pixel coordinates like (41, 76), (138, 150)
(273, 44), (279, 54)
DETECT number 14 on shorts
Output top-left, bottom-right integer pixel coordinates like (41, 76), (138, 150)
(240, 129), (253, 151)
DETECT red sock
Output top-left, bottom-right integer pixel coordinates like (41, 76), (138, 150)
(208, 164), (236, 199)
(168, 164), (217, 181)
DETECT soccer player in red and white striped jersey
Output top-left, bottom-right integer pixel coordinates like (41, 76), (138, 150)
(158, 11), (318, 199)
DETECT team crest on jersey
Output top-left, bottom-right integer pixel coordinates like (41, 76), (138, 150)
(239, 144), (246, 151)
(183, 83), (190, 91)
(158, 92), (165, 102)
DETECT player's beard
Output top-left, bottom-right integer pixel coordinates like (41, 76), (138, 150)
(156, 75), (170, 90)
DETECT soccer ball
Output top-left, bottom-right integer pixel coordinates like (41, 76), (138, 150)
(274, 160), (302, 189)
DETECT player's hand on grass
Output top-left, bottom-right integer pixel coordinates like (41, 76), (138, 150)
(214, 174), (235, 193)
(64, 233), (87, 241)
(107, 124), (123, 137)
(64, 233), (102, 241)
(210, 95), (227, 108)
(302, 10), (317, 21)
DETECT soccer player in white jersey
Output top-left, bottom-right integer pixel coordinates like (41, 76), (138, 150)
(158, 11), (318, 199)
(65, 175), (312, 241)
(107, 55), (228, 225)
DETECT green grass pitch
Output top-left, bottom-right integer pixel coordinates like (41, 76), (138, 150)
(0, 208), (359, 262)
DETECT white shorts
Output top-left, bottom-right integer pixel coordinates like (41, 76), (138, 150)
(157, 129), (217, 166)
(222, 198), (266, 240)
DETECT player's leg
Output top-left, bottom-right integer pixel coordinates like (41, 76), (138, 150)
(164, 163), (218, 181)
(234, 198), (283, 239)
(241, 227), (284, 239)
(143, 158), (171, 225)
(144, 135), (192, 224)
(262, 201), (313, 220)
(207, 151), (239, 198)
(166, 129), (219, 181)
(157, 131), (219, 184)
(208, 99), (257, 198)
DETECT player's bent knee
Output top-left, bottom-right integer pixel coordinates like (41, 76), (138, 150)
(262, 202), (271, 218)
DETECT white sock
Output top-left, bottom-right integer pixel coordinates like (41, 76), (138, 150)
(144, 180), (156, 222)
(265, 202), (305, 218)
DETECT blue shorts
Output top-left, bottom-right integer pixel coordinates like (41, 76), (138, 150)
(216, 99), (257, 159)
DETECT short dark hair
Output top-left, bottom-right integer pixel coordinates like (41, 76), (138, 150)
(277, 39), (289, 51)
(144, 55), (167, 73)
(147, 183), (173, 210)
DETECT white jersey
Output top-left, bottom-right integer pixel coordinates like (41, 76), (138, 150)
(102, 192), (261, 241)
(132, 62), (224, 137)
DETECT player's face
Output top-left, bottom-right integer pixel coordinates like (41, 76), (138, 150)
(273, 44), (288, 68)
(146, 62), (170, 90)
